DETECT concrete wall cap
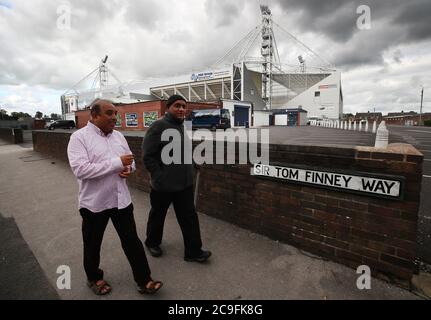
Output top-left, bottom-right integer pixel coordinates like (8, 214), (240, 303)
(356, 144), (423, 156)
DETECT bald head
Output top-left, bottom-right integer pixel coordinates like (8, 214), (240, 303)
(90, 99), (114, 118)
(89, 99), (118, 135)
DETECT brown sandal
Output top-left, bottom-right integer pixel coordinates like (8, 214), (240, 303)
(137, 280), (163, 294)
(87, 280), (112, 296)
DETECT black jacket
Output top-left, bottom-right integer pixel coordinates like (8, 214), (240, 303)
(142, 113), (194, 192)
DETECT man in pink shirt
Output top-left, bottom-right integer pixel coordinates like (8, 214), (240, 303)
(67, 99), (162, 296)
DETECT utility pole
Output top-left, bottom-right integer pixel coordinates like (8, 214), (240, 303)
(419, 87), (424, 126)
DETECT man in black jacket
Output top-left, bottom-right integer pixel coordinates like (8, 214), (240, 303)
(142, 94), (211, 262)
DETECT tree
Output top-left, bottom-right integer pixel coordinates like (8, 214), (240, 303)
(35, 111), (43, 119)
(50, 113), (61, 120)
(11, 112), (20, 120)
(0, 109), (7, 120)
(11, 112), (31, 120)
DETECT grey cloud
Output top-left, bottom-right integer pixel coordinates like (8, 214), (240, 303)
(124, 0), (163, 30)
(394, 0), (431, 42)
(393, 50), (403, 64)
(273, 0), (431, 68)
(205, 0), (245, 28)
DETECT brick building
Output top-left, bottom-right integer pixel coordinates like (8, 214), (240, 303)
(354, 112), (383, 123)
(384, 112), (431, 126)
(75, 100), (221, 131)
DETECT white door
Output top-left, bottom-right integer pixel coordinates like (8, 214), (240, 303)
(275, 114), (288, 126)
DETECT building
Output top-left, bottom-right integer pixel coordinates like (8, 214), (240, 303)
(149, 6), (343, 121)
(272, 108), (308, 126)
(384, 112), (431, 126)
(65, 6), (343, 126)
(149, 65), (342, 122)
(354, 112), (383, 123)
(74, 100), (221, 131)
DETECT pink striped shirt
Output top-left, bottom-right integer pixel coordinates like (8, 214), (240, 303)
(67, 121), (136, 213)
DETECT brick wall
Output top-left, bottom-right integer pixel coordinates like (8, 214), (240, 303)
(0, 128), (23, 144)
(196, 143), (422, 282)
(32, 131), (71, 162)
(32, 131), (423, 282)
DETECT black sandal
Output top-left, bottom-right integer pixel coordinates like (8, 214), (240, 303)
(137, 280), (163, 294)
(87, 280), (112, 296)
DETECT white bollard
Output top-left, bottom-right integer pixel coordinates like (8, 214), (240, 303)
(375, 121), (389, 148)
(353, 121), (357, 131)
(365, 121), (369, 132)
(372, 121), (377, 133)
(348, 122), (351, 130)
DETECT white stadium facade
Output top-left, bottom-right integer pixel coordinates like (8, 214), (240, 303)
(150, 5), (343, 123)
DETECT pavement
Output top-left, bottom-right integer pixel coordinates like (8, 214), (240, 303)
(0, 131), (425, 300)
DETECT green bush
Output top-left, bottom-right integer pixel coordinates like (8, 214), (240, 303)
(424, 120), (431, 127)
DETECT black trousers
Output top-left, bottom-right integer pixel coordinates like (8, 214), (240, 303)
(145, 186), (203, 257)
(80, 204), (151, 287)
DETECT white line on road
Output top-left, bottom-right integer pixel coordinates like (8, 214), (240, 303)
(424, 175), (431, 179)
(408, 130), (431, 134)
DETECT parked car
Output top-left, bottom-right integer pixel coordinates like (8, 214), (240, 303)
(189, 109), (231, 130)
(47, 120), (76, 130)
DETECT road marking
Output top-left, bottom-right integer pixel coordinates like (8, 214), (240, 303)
(425, 159), (431, 162)
(424, 175), (431, 179)
(408, 130), (431, 134)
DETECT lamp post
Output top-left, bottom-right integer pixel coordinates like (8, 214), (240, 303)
(419, 87), (424, 126)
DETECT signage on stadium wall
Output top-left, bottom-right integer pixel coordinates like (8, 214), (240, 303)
(191, 70), (230, 81)
(191, 72), (213, 81)
(252, 164), (404, 200)
(318, 84), (338, 90)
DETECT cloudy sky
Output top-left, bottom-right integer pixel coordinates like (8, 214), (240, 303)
(0, 0), (430, 116)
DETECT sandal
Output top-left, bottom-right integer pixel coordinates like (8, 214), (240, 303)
(137, 279), (163, 294)
(87, 279), (112, 296)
